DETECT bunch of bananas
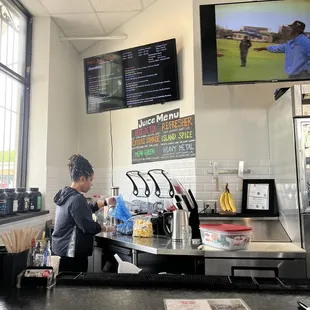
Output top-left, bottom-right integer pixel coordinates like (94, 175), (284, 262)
(219, 183), (236, 213)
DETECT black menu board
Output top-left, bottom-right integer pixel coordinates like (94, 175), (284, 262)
(84, 53), (124, 113)
(84, 39), (179, 114)
(132, 109), (196, 164)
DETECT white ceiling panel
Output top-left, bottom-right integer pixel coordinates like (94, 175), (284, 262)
(40, 0), (93, 14)
(97, 11), (139, 33)
(90, 0), (142, 12)
(71, 40), (98, 53)
(142, 0), (157, 9)
(20, 0), (161, 54)
(19, 0), (50, 16)
(52, 13), (104, 36)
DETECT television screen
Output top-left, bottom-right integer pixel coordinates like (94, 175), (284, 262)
(84, 39), (180, 114)
(200, 0), (310, 85)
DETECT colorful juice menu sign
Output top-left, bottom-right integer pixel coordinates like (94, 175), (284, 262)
(131, 109), (196, 164)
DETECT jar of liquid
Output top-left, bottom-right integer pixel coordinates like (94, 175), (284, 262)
(28, 188), (42, 212)
(4, 188), (17, 215)
(16, 188), (29, 213)
(0, 189), (7, 216)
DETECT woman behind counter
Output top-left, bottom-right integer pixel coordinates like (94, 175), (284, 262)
(52, 154), (115, 272)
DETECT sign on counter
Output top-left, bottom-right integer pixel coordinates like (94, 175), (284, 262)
(131, 109), (196, 164)
(164, 299), (251, 310)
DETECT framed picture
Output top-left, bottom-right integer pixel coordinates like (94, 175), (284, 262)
(241, 179), (278, 216)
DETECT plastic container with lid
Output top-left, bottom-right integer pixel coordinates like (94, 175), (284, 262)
(28, 188), (42, 212)
(199, 224), (252, 251)
(4, 188), (17, 215)
(0, 189), (7, 216)
(16, 188), (29, 213)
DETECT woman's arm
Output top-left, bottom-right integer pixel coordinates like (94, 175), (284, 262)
(70, 196), (102, 235)
(88, 199), (107, 213)
(89, 196), (116, 213)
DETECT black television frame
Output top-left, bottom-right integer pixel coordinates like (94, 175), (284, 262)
(83, 38), (180, 114)
(199, 0), (310, 86)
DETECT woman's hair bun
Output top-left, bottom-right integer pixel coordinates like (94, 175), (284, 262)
(68, 154), (94, 182)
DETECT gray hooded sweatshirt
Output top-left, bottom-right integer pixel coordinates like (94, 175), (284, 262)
(52, 187), (101, 258)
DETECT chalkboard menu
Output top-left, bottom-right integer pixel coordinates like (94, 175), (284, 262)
(132, 109), (196, 164)
(84, 39), (179, 114)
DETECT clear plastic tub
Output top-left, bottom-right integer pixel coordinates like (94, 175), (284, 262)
(199, 224), (252, 251)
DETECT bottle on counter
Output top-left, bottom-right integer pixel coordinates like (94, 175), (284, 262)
(16, 187), (29, 213)
(4, 188), (17, 215)
(43, 240), (51, 267)
(28, 188), (42, 212)
(0, 189), (7, 217)
(33, 241), (43, 267)
(27, 238), (36, 266)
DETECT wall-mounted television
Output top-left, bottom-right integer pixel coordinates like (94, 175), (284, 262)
(83, 39), (180, 114)
(200, 0), (310, 85)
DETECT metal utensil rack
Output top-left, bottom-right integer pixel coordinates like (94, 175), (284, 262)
(206, 161), (251, 178)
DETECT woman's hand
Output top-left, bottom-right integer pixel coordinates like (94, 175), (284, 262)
(97, 200), (105, 209)
(106, 196), (116, 206)
(97, 196), (117, 209)
(101, 225), (116, 233)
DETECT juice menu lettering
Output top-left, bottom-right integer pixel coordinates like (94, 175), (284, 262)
(132, 111), (196, 164)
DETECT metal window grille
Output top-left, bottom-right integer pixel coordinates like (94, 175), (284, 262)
(0, 0), (32, 189)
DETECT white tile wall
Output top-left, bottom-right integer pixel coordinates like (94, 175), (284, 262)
(195, 159), (272, 213)
(88, 157), (272, 214)
(45, 166), (72, 222)
(88, 167), (113, 199)
(0, 156), (271, 243)
(90, 158), (197, 203)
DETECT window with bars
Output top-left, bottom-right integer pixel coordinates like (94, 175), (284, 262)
(0, 0), (31, 189)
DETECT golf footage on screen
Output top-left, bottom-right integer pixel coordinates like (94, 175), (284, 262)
(200, 0), (310, 85)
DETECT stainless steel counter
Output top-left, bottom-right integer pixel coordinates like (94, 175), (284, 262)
(96, 232), (203, 256)
(95, 233), (306, 259)
(201, 243), (306, 259)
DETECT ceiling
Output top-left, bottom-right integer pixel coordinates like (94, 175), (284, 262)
(19, 0), (158, 53)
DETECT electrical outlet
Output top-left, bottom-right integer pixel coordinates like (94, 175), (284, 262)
(203, 200), (217, 213)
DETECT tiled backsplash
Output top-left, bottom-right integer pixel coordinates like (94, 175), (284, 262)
(0, 157), (272, 242)
(195, 159), (271, 213)
(42, 159), (272, 217)
(89, 158), (271, 214)
(89, 158), (196, 203)
(45, 166), (72, 221)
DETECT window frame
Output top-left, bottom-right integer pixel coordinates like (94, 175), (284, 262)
(0, 0), (32, 187)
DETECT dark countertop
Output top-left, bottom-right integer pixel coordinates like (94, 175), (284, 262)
(1, 286), (310, 310)
(0, 210), (49, 226)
